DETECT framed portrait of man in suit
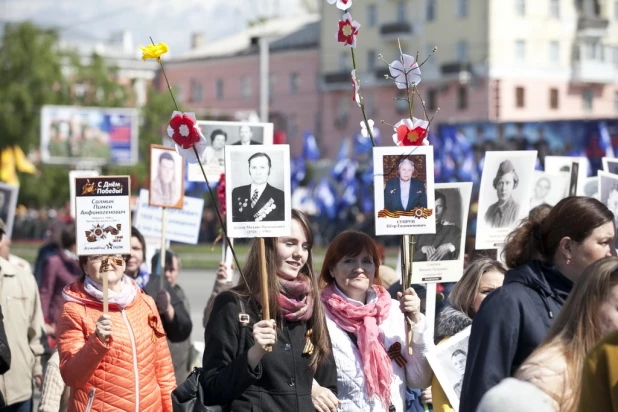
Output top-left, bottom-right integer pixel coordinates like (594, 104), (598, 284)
(225, 145), (291, 238)
(188, 120), (274, 182)
(412, 182), (472, 284)
(373, 146), (436, 236)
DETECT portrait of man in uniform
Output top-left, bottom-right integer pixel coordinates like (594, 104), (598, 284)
(231, 152), (285, 222)
(414, 191), (461, 261)
(484, 160), (521, 228)
(383, 158), (427, 213)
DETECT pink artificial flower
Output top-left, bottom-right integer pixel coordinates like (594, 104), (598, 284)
(389, 54), (422, 89)
(326, 0), (352, 11)
(392, 118), (430, 146)
(337, 12), (360, 48)
(351, 69), (361, 106)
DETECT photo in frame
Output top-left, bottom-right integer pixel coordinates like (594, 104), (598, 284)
(544, 156), (588, 196)
(412, 182), (472, 284)
(529, 171), (569, 209)
(476, 151), (537, 250)
(373, 146), (436, 236)
(225, 145), (291, 238)
(149, 145), (185, 209)
(598, 171), (618, 250)
(0, 182), (19, 238)
(188, 120), (274, 182)
(69, 170), (99, 218)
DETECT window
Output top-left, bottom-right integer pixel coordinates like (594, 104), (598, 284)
(241, 76), (251, 99)
(427, 0), (436, 21)
(290, 72), (299, 95)
(397, 1), (406, 22)
(367, 4), (378, 27)
(367, 50), (377, 72)
(339, 52), (349, 71)
(288, 114), (298, 138)
(457, 86), (468, 110)
(427, 88), (438, 111)
(583, 88), (594, 110)
(550, 88), (559, 109)
(515, 86), (525, 108)
(515, 40), (526, 62)
(457, 40), (469, 62)
(215, 79), (223, 100)
(550, 0), (560, 18)
(457, 0), (468, 18)
(190, 79), (202, 103)
(515, 0), (525, 16)
(614, 91), (618, 113)
(549, 41), (560, 63)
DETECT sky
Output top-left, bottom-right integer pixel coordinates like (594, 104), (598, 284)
(1, 0), (308, 55)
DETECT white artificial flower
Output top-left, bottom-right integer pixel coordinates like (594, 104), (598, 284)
(351, 69), (361, 107)
(389, 54), (422, 90)
(360, 119), (374, 138)
(326, 0), (352, 11)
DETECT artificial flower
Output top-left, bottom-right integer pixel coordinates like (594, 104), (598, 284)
(140, 42), (169, 61)
(217, 173), (227, 217)
(392, 118), (430, 146)
(351, 69), (361, 106)
(389, 54), (422, 89)
(326, 0), (352, 10)
(167, 111), (207, 163)
(337, 12), (360, 48)
(360, 119), (375, 138)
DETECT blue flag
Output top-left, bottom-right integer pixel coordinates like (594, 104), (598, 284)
(315, 178), (337, 220)
(303, 132), (321, 161)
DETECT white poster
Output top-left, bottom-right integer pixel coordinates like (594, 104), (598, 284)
(476, 151), (537, 250)
(74, 176), (131, 255)
(544, 156), (588, 196)
(69, 170), (99, 218)
(529, 171), (569, 209)
(412, 182), (472, 284)
(602, 157), (618, 175)
(0, 182), (19, 238)
(134, 189), (204, 245)
(373, 146), (436, 236)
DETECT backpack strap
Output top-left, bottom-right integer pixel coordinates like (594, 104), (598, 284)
(236, 296), (251, 356)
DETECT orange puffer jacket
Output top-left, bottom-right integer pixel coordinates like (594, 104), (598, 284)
(57, 281), (176, 412)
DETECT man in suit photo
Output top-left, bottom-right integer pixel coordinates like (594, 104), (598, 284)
(383, 158), (427, 213)
(231, 152), (285, 222)
(233, 125), (260, 145)
(414, 190), (462, 261)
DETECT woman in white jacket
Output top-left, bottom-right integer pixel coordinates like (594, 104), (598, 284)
(313, 231), (433, 412)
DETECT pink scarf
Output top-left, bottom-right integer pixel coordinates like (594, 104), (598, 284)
(321, 283), (393, 409)
(277, 274), (314, 322)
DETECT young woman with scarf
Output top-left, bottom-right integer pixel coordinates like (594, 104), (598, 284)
(314, 231), (434, 412)
(201, 209), (338, 412)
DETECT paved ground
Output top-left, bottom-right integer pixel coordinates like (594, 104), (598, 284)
(179, 268), (218, 343)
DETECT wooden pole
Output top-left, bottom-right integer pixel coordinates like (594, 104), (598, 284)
(160, 207), (167, 291)
(425, 283), (437, 341)
(258, 238), (272, 352)
(224, 236), (234, 283)
(102, 271), (109, 315)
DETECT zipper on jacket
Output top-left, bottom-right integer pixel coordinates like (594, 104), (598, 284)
(85, 388), (96, 412)
(121, 309), (140, 412)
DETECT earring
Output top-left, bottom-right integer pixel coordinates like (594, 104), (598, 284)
(566, 259), (571, 265)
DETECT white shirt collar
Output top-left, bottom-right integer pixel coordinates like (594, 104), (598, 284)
(334, 283), (378, 306)
(250, 183), (267, 199)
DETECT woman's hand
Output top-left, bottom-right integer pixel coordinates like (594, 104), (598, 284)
(397, 287), (422, 324)
(312, 385), (340, 412)
(95, 314), (112, 344)
(252, 319), (277, 352)
(420, 387), (432, 404)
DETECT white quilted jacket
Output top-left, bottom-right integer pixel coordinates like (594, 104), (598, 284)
(325, 287), (434, 412)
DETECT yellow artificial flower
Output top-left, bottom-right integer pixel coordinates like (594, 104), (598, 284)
(140, 42), (169, 61)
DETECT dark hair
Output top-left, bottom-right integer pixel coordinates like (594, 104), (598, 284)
(435, 191), (446, 206)
(528, 203), (552, 223)
(131, 226), (146, 262)
(150, 249), (178, 274)
(210, 129), (227, 143)
(503, 197), (614, 268)
(60, 223), (76, 249)
(452, 349), (467, 358)
(248, 152), (271, 168)
(159, 151), (174, 163)
(319, 231), (382, 289)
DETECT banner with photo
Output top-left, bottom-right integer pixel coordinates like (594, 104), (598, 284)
(544, 156), (588, 196)
(0, 182), (19, 238)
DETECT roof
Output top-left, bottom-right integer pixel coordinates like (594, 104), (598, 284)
(171, 13), (319, 62)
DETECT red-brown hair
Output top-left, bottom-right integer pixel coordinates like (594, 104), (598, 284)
(319, 231), (382, 289)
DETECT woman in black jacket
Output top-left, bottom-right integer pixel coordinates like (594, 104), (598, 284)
(201, 210), (338, 412)
(460, 196), (615, 412)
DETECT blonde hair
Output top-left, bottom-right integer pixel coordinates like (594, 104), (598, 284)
(449, 258), (506, 318)
(516, 256), (618, 411)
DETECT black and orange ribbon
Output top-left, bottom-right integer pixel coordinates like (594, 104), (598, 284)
(303, 329), (315, 356)
(148, 313), (167, 343)
(387, 342), (407, 367)
(377, 208), (433, 219)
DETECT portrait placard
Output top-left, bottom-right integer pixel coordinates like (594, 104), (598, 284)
(476, 151), (537, 250)
(584, 176), (599, 199)
(598, 171), (618, 250)
(74, 176), (131, 255)
(188, 121), (274, 182)
(225, 145), (291, 238)
(529, 171), (569, 209)
(412, 182), (472, 284)
(0, 182), (19, 238)
(602, 157), (618, 175)
(69, 170), (99, 218)
(149, 145), (185, 209)
(426, 326), (471, 411)
(373, 146), (436, 236)
(544, 156), (588, 196)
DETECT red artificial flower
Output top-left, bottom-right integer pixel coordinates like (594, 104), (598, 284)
(169, 113), (200, 149)
(337, 12), (360, 48)
(393, 118), (430, 147)
(217, 173), (226, 217)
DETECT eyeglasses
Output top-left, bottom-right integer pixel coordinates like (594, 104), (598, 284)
(88, 255), (124, 265)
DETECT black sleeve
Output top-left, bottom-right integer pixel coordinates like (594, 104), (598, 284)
(383, 180), (394, 212)
(0, 306), (11, 375)
(162, 284), (193, 342)
(200, 292), (261, 406)
(459, 288), (520, 412)
(314, 343), (338, 396)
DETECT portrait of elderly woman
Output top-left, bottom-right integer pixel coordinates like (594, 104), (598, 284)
(383, 158), (427, 213)
(484, 160), (521, 228)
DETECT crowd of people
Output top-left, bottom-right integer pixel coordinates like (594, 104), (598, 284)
(1, 194), (618, 411)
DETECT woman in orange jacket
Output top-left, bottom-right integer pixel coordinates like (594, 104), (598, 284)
(57, 253), (176, 412)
